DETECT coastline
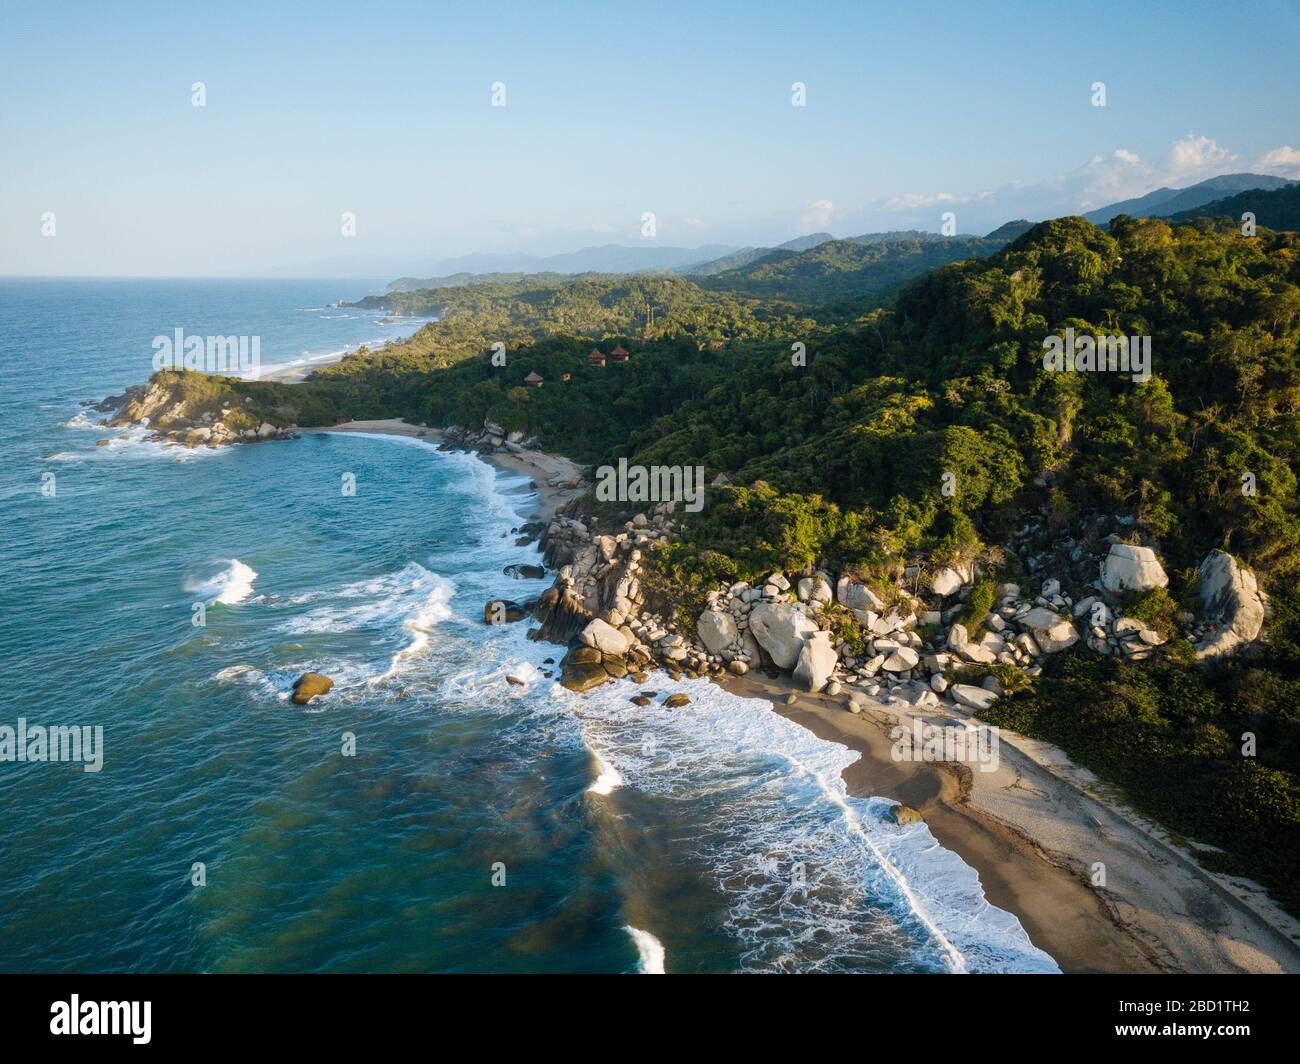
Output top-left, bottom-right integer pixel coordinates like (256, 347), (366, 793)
(296, 417), (1300, 974)
(300, 417), (587, 522)
(723, 670), (1300, 974)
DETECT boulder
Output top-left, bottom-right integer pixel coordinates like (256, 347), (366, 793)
(949, 683), (999, 711)
(836, 577), (884, 613)
(559, 646), (609, 692)
(579, 617), (630, 657)
(1198, 550), (1265, 649)
(1099, 544), (1168, 593)
(663, 693), (691, 708)
(886, 805), (924, 826)
(1020, 608), (1079, 654)
(483, 599), (527, 624)
(930, 567), (963, 597)
(882, 646), (920, 672)
(793, 633), (837, 692)
(696, 608), (738, 656)
(748, 602), (819, 670)
(290, 672), (334, 705)
(503, 563), (547, 580)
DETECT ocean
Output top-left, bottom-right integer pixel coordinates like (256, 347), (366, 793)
(0, 278), (1058, 973)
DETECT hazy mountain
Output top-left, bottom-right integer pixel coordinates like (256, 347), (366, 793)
(388, 243), (741, 291)
(695, 234), (1010, 305)
(985, 219), (1036, 241)
(684, 233), (835, 276)
(1083, 173), (1292, 226)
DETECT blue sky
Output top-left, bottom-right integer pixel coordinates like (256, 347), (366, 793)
(3, 0), (1299, 276)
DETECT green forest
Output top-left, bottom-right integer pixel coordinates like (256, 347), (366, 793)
(168, 211), (1300, 912)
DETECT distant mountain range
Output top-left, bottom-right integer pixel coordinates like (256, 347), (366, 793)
(379, 174), (1297, 297)
(1166, 181), (1300, 231)
(387, 243), (743, 291)
(1082, 173), (1294, 226)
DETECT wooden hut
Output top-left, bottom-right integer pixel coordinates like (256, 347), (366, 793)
(523, 371), (543, 388)
(588, 348), (607, 367)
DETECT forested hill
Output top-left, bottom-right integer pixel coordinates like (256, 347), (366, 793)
(694, 234), (1010, 304)
(1167, 181), (1300, 232)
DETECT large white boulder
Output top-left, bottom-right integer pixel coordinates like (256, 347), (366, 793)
(748, 602), (819, 670)
(930, 567), (963, 598)
(797, 575), (833, 605)
(579, 617), (629, 657)
(696, 608), (738, 656)
(1020, 607), (1079, 653)
(1100, 543), (1168, 593)
(836, 577), (884, 613)
(793, 633), (838, 692)
(882, 646), (920, 672)
(1198, 550), (1264, 640)
(1196, 550), (1265, 658)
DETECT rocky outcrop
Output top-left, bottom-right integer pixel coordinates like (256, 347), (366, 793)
(100, 373), (296, 449)
(291, 672), (334, 705)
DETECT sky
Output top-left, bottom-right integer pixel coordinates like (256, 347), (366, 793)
(2, 0), (1299, 277)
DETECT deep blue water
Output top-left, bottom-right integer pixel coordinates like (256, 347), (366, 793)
(0, 279), (1057, 973)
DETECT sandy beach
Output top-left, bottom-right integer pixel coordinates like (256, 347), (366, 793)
(297, 417), (1300, 974)
(724, 670), (1300, 974)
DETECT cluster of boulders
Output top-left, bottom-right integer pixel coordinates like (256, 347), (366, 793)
(442, 419), (546, 459)
(495, 496), (1269, 715)
(96, 381), (295, 448)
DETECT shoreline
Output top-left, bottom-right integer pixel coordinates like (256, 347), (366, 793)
(297, 417), (1300, 973)
(299, 418), (587, 524)
(721, 670), (1300, 974)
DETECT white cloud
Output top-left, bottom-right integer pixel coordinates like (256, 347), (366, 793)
(1167, 133), (1237, 180)
(1255, 145), (1300, 177)
(801, 198), (836, 228)
(842, 132), (1295, 235)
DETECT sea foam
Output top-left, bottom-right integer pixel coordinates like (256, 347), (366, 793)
(186, 559), (259, 604)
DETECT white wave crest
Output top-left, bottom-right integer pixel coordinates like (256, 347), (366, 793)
(186, 559), (259, 604)
(624, 926), (665, 974)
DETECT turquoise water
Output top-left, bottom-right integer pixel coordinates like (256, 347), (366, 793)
(0, 279), (1058, 973)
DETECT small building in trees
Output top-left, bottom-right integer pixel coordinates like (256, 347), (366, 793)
(588, 348), (607, 367)
(610, 345), (629, 362)
(523, 371), (543, 388)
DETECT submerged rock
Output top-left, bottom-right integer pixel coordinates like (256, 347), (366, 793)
(290, 672), (334, 705)
(483, 599), (527, 624)
(886, 805), (924, 826)
(503, 563), (546, 580)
